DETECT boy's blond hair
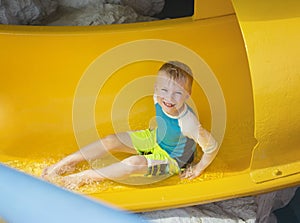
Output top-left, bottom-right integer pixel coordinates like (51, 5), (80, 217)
(159, 61), (193, 93)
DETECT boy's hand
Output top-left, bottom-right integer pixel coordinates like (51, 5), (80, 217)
(181, 149), (219, 180)
(180, 164), (204, 180)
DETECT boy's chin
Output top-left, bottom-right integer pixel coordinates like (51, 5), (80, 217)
(162, 107), (179, 116)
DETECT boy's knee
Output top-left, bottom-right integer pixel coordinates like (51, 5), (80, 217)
(101, 134), (119, 150)
(122, 156), (147, 171)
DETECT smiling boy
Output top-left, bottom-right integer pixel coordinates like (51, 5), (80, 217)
(42, 61), (219, 189)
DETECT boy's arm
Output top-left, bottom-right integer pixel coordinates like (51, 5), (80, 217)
(191, 146), (219, 178)
(181, 126), (219, 179)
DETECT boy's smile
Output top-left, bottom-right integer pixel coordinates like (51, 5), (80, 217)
(162, 101), (175, 108)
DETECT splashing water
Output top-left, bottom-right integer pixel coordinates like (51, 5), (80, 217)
(3, 156), (227, 194)
(3, 156), (135, 193)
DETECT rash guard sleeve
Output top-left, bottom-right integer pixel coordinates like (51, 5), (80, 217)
(179, 111), (218, 154)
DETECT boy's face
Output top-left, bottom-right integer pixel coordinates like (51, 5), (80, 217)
(155, 71), (191, 116)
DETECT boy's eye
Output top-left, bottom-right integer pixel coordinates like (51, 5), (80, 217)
(175, 92), (182, 95)
(161, 89), (167, 92)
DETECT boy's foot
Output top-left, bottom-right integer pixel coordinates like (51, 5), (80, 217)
(62, 170), (103, 190)
(41, 155), (78, 179)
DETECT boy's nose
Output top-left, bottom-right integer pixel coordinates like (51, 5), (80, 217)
(165, 92), (175, 101)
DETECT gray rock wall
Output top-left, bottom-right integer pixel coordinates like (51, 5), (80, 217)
(0, 0), (164, 25)
(0, 0), (57, 24)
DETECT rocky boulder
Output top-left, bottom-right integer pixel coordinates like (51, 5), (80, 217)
(0, 0), (57, 25)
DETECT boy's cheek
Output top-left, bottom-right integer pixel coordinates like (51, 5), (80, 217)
(156, 96), (163, 105)
(157, 95), (165, 101)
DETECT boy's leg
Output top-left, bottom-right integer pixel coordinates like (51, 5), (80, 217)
(42, 132), (137, 178)
(62, 155), (148, 189)
(79, 132), (137, 160)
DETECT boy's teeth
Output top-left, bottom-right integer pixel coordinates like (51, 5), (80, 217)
(164, 101), (174, 107)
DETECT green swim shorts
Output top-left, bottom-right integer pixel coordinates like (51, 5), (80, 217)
(129, 129), (180, 176)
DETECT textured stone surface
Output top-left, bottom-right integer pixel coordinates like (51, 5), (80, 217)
(138, 187), (298, 223)
(121, 0), (164, 16)
(255, 187), (297, 223)
(0, 0), (57, 24)
(47, 3), (156, 26)
(139, 197), (257, 223)
(0, 0), (163, 25)
(57, 0), (107, 9)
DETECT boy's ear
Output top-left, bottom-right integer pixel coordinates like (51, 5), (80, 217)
(185, 93), (191, 100)
(185, 88), (192, 100)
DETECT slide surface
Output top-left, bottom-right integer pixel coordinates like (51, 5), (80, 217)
(0, 0), (299, 211)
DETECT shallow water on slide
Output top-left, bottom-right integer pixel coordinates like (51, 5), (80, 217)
(4, 154), (227, 194)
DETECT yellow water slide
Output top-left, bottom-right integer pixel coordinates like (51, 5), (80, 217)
(0, 0), (299, 211)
